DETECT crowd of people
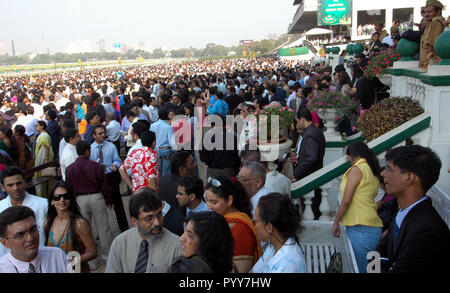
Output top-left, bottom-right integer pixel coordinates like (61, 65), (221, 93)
(0, 0), (448, 273)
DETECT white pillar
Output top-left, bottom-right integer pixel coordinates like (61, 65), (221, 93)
(386, 7), (393, 33)
(413, 6), (422, 27)
(319, 182), (332, 221)
(351, 4), (358, 39)
(302, 191), (315, 221)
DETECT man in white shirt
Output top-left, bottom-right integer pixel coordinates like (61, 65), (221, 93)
(145, 97), (159, 124)
(30, 96), (44, 120)
(263, 162), (292, 197)
(0, 167), (48, 257)
(0, 206), (68, 273)
(286, 86), (297, 109)
(237, 162), (273, 216)
(105, 112), (121, 155)
(58, 119), (76, 163)
(126, 122), (147, 157)
(60, 128), (81, 181)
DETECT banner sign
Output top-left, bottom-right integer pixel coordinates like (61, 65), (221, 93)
(318, 0), (352, 26)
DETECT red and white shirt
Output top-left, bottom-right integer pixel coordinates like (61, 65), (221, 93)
(121, 146), (159, 192)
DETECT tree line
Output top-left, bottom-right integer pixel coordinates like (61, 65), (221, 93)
(0, 35), (289, 66)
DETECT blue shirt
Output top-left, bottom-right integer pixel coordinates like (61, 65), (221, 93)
(150, 119), (174, 151)
(84, 124), (95, 145)
(395, 196), (429, 228)
(186, 200), (209, 217)
(121, 117), (131, 133)
(90, 141), (122, 174)
(119, 94), (125, 107)
(208, 99), (229, 117)
(209, 95), (217, 107)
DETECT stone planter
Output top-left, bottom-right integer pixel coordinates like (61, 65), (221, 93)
(317, 108), (342, 141)
(257, 135), (293, 162)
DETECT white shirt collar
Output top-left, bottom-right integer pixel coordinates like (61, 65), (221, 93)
(8, 250), (41, 273)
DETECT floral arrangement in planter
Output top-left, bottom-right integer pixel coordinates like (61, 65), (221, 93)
(364, 48), (400, 80)
(248, 102), (295, 144)
(358, 96), (424, 141)
(306, 90), (362, 122)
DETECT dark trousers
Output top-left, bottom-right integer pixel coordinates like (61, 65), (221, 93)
(106, 171), (129, 232)
(300, 188), (322, 220)
(112, 140), (121, 157)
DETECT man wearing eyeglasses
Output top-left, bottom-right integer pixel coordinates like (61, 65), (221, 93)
(0, 206), (68, 273)
(0, 167), (48, 258)
(105, 190), (182, 273)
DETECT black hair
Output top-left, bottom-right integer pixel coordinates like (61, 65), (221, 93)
(177, 176), (204, 200)
(44, 181), (88, 254)
(385, 145), (442, 192)
(62, 119), (76, 129)
(126, 110), (136, 118)
(158, 108), (169, 121)
(346, 141), (381, 178)
(129, 190), (162, 219)
(140, 131), (156, 148)
(205, 176), (252, 217)
(85, 111), (98, 124)
(296, 108), (313, 122)
(76, 140), (91, 156)
(170, 256), (212, 273)
(92, 125), (105, 137)
(47, 109), (57, 120)
(13, 124), (26, 137)
(302, 86), (313, 97)
(0, 166), (25, 185)
(63, 128), (78, 143)
(257, 193), (303, 246)
(131, 122), (147, 139)
(185, 211), (234, 273)
(170, 151), (191, 176)
(0, 206), (36, 238)
(37, 120), (47, 130)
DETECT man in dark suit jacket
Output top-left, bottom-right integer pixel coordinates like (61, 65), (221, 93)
(292, 109), (325, 219)
(224, 86), (243, 113)
(377, 145), (450, 273)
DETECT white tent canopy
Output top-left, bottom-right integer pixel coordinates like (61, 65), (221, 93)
(305, 28), (333, 35)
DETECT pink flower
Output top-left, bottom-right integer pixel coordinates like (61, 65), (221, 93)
(352, 126), (357, 131)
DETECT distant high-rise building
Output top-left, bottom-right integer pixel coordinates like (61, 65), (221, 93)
(0, 41), (7, 56)
(11, 40), (16, 57)
(96, 39), (106, 52)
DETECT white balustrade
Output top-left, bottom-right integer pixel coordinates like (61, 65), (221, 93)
(302, 191), (316, 221)
(319, 182), (332, 221)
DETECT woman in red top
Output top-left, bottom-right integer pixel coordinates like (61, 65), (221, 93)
(205, 176), (262, 273)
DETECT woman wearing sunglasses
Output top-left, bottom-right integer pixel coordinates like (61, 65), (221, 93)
(43, 181), (97, 273)
(204, 176), (262, 273)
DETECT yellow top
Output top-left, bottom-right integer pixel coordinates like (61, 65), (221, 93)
(340, 158), (383, 227)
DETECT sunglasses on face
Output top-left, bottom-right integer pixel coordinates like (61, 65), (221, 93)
(52, 193), (71, 201)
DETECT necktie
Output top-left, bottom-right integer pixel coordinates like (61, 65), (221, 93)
(135, 239), (149, 273)
(98, 144), (104, 164)
(392, 220), (400, 249)
(28, 263), (36, 273)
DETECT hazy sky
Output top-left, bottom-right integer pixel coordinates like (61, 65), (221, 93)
(0, 0), (296, 55)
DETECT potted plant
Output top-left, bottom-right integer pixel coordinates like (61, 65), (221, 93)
(358, 97), (424, 142)
(245, 102), (294, 161)
(364, 48), (400, 80)
(307, 90), (362, 140)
